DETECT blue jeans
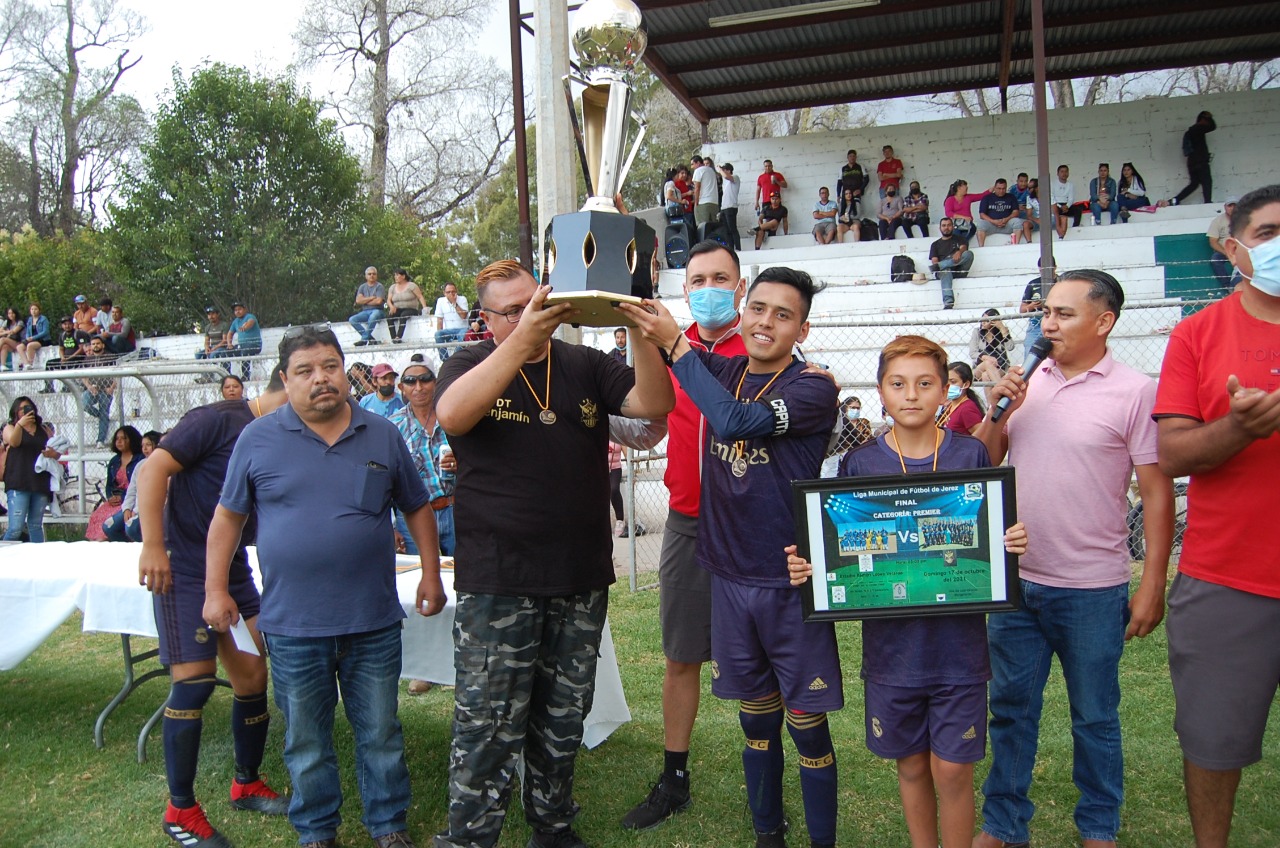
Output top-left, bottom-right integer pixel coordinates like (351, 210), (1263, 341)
(1023, 320), (1043, 359)
(434, 327), (467, 360)
(394, 504), (454, 557)
(981, 580), (1130, 843)
(265, 623), (410, 843)
(932, 251), (974, 307)
(4, 490), (51, 542)
(349, 308), (386, 342)
(81, 389), (112, 443)
(102, 510), (142, 542)
(1090, 200), (1119, 224)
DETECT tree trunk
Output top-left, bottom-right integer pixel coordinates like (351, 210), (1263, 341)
(57, 0), (80, 236)
(27, 126), (49, 236)
(369, 0), (390, 207)
(1049, 79), (1075, 109)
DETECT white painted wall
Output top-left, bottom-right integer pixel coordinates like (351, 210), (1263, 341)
(704, 90), (1280, 218)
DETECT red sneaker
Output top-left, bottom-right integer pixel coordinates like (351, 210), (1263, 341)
(163, 801), (235, 846)
(230, 778), (290, 816)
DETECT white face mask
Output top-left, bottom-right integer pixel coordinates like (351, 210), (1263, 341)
(846, 408), (861, 421)
(1230, 235), (1280, 297)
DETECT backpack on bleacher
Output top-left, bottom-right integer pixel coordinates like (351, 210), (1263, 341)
(890, 253), (916, 283)
(859, 218), (879, 241)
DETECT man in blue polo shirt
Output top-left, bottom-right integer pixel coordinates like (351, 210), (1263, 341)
(204, 326), (443, 848)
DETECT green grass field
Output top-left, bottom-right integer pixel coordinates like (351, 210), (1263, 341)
(2, 579), (1278, 847)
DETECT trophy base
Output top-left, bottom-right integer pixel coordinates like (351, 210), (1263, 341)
(544, 291), (650, 328)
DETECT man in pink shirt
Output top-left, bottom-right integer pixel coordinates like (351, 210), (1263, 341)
(974, 270), (1173, 848)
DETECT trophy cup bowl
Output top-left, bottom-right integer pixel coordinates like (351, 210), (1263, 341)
(544, 0), (655, 328)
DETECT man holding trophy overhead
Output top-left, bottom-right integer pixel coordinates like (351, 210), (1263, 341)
(432, 5), (674, 848)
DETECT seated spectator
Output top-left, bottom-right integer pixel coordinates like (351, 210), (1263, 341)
(812, 187), (839, 244)
(1116, 162), (1150, 221)
(220, 374), (244, 400)
(463, 305), (492, 342)
(901, 181), (930, 238)
(93, 298), (113, 332)
(0, 306), (25, 370)
(942, 179), (992, 242)
(194, 306), (228, 378)
(72, 295), (98, 335)
(969, 308), (1012, 383)
(662, 167), (682, 220)
(1024, 179), (1043, 238)
(349, 266), (386, 346)
(929, 218), (974, 309)
(836, 149), (866, 210)
(1206, 196), (1239, 290)
(755, 192), (788, 249)
(48, 315), (90, 372)
(1010, 172), (1032, 212)
(102, 429), (162, 542)
(225, 301), (262, 378)
(16, 303), (52, 370)
(878, 185), (905, 240)
(976, 179), (1024, 246)
(86, 425), (143, 541)
(433, 283), (471, 360)
(1050, 163), (1081, 239)
(386, 269), (428, 344)
(80, 337), (117, 446)
(937, 361), (984, 434)
(836, 188), (861, 243)
(358, 363), (405, 417)
(1090, 162), (1120, 225)
(98, 304), (136, 355)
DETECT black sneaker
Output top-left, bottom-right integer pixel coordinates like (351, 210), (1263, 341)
(526, 827), (589, 848)
(620, 780), (691, 831)
(755, 819), (789, 848)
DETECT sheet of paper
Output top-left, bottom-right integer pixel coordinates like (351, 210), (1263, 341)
(230, 617), (260, 656)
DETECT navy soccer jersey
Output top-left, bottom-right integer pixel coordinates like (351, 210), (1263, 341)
(839, 431), (993, 686)
(158, 399), (257, 576)
(673, 351), (838, 588)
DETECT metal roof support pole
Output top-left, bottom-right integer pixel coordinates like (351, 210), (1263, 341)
(700, 122), (709, 145)
(533, 0), (578, 259)
(511, 0), (535, 269)
(1031, 0), (1055, 283)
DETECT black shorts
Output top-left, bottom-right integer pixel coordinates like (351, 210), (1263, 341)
(154, 560), (260, 666)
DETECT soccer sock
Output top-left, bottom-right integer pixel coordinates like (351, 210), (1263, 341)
(739, 695), (785, 834)
(663, 749), (690, 791)
(162, 677), (217, 808)
(786, 710), (838, 847)
(231, 691), (270, 784)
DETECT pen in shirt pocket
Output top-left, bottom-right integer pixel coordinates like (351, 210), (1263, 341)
(367, 461), (388, 470)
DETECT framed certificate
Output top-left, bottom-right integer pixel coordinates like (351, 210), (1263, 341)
(793, 467), (1019, 621)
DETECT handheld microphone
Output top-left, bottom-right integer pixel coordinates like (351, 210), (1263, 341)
(991, 336), (1054, 423)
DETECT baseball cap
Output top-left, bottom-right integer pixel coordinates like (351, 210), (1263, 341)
(205, 306), (217, 313)
(371, 363), (397, 378)
(74, 295), (87, 304)
(60, 315), (73, 323)
(231, 300), (244, 308)
(1224, 195), (1239, 206)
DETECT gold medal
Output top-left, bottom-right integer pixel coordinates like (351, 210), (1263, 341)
(517, 344), (556, 426)
(539, 409), (557, 425)
(732, 457), (748, 477)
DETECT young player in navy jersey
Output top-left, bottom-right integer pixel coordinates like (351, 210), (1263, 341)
(623, 266), (842, 848)
(786, 336), (1027, 848)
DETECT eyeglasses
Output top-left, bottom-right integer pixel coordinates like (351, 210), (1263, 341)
(482, 304), (525, 323)
(400, 374), (435, 386)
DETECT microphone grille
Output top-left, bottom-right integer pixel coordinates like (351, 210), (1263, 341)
(1030, 336), (1054, 359)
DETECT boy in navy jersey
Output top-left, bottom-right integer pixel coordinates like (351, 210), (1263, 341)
(786, 335), (1026, 848)
(624, 266), (842, 848)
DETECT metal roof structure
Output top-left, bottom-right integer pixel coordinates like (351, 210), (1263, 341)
(635, 0), (1280, 122)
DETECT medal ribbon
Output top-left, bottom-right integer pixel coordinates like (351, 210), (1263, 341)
(731, 364), (787, 466)
(516, 343), (553, 421)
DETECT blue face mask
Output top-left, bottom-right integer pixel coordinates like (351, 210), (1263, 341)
(1233, 236), (1280, 297)
(688, 286), (739, 330)
(947, 385), (963, 401)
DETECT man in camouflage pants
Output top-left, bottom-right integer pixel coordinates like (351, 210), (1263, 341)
(432, 260), (674, 848)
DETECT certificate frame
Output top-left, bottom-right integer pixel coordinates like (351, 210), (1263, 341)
(793, 466), (1020, 622)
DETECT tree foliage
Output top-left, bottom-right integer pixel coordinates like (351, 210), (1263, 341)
(110, 65), (369, 333)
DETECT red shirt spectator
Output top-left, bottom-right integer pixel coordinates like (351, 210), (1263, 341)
(877, 144), (904, 193)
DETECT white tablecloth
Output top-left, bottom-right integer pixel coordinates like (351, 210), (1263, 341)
(0, 541), (630, 747)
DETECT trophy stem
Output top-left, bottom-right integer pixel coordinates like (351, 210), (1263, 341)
(594, 81), (632, 203)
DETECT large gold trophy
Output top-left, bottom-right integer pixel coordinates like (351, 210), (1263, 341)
(543, 0), (655, 327)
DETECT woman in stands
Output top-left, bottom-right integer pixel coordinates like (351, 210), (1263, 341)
(943, 179), (993, 242)
(969, 307), (1013, 383)
(0, 307), (24, 370)
(2, 396), (57, 542)
(386, 268), (428, 343)
(102, 429), (161, 543)
(837, 187), (861, 242)
(220, 374), (244, 400)
(937, 361), (985, 434)
(1116, 162), (1150, 221)
(86, 425), (143, 541)
(16, 302), (52, 370)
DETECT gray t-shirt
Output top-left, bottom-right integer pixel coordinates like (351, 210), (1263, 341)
(356, 282), (386, 307)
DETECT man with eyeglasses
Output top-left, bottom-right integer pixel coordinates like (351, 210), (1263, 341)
(432, 259), (674, 848)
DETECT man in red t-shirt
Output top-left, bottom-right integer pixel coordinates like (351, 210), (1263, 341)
(1154, 184), (1280, 848)
(754, 159), (787, 216)
(877, 144), (904, 197)
(620, 240), (747, 831)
